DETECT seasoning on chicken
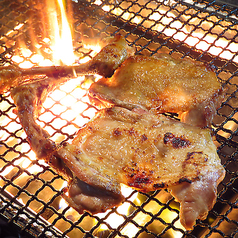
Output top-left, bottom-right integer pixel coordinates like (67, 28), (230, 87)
(82, 33), (135, 78)
(89, 54), (225, 127)
(56, 106), (225, 229)
(0, 34), (134, 93)
(10, 77), (225, 229)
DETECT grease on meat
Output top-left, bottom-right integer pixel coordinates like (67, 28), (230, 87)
(57, 107), (225, 229)
(89, 54), (225, 127)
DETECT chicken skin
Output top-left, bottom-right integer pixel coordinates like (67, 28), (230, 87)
(10, 77), (66, 160)
(57, 106), (225, 229)
(89, 54), (225, 127)
(169, 169), (224, 230)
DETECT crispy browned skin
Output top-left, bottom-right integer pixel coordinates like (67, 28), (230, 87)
(10, 79), (125, 214)
(59, 106), (222, 191)
(10, 78), (58, 160)
(89, 54), (225, 127)
(0, 34), (134, 93)
(83, 33), (135, 78)
(57, 106), (225, 228)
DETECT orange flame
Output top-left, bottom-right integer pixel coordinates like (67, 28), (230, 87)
(11, 0), (77, 68)
(46, 0), (76, 65)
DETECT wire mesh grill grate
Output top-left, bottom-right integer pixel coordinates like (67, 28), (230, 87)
(0, 0), (238, 237)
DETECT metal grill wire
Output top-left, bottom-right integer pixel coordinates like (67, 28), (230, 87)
(0, 0), (237, 237)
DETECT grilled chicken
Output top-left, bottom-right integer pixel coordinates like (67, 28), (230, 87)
(83, 33), (135, 78)
(0, 34), (134, 93)
(10, 34), (225, 230)
(89, 54), (225, 127)
(57, 106), (225, 229)
(11, 78), (225, 229)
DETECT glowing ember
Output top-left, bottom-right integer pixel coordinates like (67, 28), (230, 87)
(97, 185), (138, 229)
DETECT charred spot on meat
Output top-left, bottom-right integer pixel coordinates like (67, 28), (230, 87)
(163, 132), (191, 148)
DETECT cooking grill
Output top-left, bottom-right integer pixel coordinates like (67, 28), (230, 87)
(0, 0), (237, 237)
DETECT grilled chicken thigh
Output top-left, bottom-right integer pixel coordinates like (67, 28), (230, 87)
(89, 54), (225, 127)
(57, 106), (225, 229)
